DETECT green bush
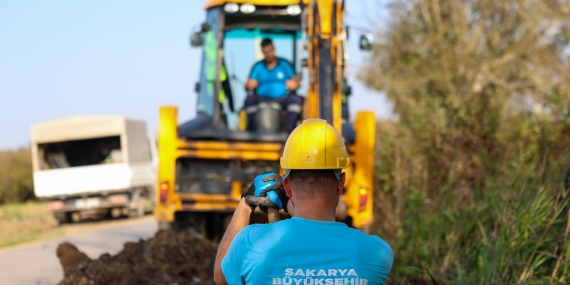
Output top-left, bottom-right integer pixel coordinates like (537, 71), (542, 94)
(0, 148), (34, 204)
(374, 121), (570, 283)
(361, 0), (570, 283)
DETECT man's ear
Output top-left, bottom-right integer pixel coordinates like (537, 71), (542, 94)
(337, 172), (346, 195)
(283, 178), (293, 197)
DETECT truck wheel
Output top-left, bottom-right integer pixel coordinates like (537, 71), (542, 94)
(169, 212), (206, 237)
(71, 212), (81, 223)
(335, 198), (348, 221)
(54, 212), (69, 225)
(170, 212), (230, 241)
(129, 193), (145, 218)
(358, 226), (371, 234)
(204, 213), (231, 241)
(342, 216), (372, 234)
(110, 208), (122, 219)
(158, 221), (171, 231)
(128, 204), (144, 218)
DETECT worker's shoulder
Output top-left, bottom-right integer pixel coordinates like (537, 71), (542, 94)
(276, 57), (294, 67)
(243, 218), (302, 236)
(334, 228), (394, 267)
(242, 221), (269, 233)
(244, 219), (285, 232)
(342, 227), (392, 252)
(239, 220), (287, 244)
(251, 60), (265, 71)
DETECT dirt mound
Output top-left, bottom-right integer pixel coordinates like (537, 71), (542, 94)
(57, 230), (218, 285)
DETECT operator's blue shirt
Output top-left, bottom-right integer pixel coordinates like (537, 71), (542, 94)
(249, 58), (296, 99)
(221, 217), (394, 285)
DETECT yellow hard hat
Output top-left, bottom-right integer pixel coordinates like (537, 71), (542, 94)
(280, 118), (350, 170)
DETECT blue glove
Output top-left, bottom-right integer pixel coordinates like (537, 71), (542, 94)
(253, 173), (283, 208)
(243, 172), (283, 211)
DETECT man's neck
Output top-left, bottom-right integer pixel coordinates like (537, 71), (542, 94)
(292, 199), (337, 222)
(264, 58), (277, 68)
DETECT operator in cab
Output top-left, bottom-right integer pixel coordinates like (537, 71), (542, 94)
(244, 38), (302, 133)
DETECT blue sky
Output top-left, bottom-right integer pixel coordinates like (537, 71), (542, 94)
(0, 1), (392, 150)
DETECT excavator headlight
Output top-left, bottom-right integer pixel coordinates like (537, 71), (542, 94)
(286, 4), (301, 16)
(224, 2), (239, 13)
(240, 3), (256, 14)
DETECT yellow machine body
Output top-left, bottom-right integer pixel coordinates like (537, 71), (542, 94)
(154, 0), (376, 232)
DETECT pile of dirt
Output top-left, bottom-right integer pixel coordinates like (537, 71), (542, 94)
(57, 230), (218, 285)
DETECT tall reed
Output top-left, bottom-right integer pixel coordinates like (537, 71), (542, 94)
(373, 121), (570, 284)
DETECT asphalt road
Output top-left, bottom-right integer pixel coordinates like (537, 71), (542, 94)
(0, 216), (157, 285)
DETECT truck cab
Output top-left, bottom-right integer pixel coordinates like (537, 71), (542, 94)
(31, 115), (157, 223)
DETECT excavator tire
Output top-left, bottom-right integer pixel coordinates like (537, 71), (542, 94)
(169, 212), (231, 241)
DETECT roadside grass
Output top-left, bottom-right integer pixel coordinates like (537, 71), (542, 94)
(0, 201), (61, 248)
(373, 121), (570, 284)
(393, 167), (570, 284)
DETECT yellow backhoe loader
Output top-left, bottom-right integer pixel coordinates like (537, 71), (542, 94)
(154, 0), (376, 239)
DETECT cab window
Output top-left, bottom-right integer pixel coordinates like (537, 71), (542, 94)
(196, 8), (222, 117)
(221, 28), (307, 130)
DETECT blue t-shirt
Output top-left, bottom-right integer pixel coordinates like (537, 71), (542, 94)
(221, 217), (394, 285)
(249, 58), (296, 99)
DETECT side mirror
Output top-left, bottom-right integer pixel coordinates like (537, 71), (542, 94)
(200, 23), (211, 32)
(344, 85), (352, 96)
(359, 33), (374, 51)
(190, 32), (203, 47)
(189, 22), (212, 47)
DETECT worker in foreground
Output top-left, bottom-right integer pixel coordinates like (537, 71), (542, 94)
(214, 118), (394, 285)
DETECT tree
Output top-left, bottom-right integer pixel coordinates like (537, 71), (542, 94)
(363, 0), (570, 197)
(0, 148), (34, 203)
(362, 1), (570, 281)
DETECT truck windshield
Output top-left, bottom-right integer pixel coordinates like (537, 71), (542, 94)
(222, 28), (306, 130)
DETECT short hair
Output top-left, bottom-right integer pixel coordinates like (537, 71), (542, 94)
(288, 170), (338, 198)
(261, 38), (273, 48)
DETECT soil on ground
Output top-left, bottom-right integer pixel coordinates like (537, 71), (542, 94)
(56, 228), (432, 285)
(56, 229), (218, 285)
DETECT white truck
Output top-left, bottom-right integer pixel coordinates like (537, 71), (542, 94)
(30, 115), (157, 223)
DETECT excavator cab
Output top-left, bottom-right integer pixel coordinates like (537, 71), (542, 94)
(223, 29), (304, 134)
(185, 3), (307, 138)
(155, 0), (376, 239)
